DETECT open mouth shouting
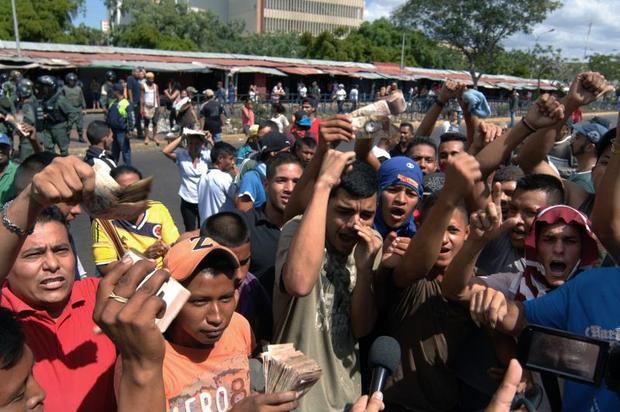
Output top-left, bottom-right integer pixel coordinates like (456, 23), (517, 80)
(548, 260), (568, 278)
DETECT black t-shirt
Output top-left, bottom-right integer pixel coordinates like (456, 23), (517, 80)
(242, 206), (280, 300)
(200, 100), (223, 134)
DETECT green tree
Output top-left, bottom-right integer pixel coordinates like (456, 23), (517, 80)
(106, 0), (244, 51)
(298, 18), (466, 69)
(588, 54), (620, 82)
(68, 24), (107, 46)
(393, 0), (562, 86)
(0, 0), (84, 43)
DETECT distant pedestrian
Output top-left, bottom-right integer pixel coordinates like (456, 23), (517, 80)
(126, 67), (144, 140)
(141, 72), (161, 145)
(336, 84), (347, 114)
(200, 89), (225, 142)
(509, 89), (519, 127)
(106, 83), (133, 165)
(349, 84), (359, 111)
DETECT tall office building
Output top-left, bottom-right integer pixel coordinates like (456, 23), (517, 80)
(112, 0), (364, 35)
(240, 0), (364, 35)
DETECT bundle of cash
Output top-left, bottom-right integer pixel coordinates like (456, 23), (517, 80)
(261, 344), (322, 397)
(81, 161), (153, 220)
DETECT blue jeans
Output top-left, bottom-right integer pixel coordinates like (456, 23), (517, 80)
(112, 130), (132, 165)
(510, 111), (516, 128)
(213, 132), (222, 142)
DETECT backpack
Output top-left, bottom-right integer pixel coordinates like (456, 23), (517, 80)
(106, 99), (135, 131)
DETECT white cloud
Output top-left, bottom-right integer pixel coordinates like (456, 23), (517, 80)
(504, 0), (620, 59)
(364, 0), (403, 21)
(365, 0), (620, 59)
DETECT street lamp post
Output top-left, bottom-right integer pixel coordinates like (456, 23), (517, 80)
(10, 0), (21, 57)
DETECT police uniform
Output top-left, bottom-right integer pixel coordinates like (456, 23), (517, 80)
(40, 91), (72, 156)
(0, 96), (16, 138)
(63, 84), (86, 140)
(17, 96), (43, 162)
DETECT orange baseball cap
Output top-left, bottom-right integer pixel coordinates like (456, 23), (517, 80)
(165, 236), (239, 281)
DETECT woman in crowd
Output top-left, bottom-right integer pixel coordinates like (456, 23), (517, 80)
(162, 129), (213, 231)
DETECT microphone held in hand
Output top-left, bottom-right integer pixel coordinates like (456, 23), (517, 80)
(250, 358), (265, 393)
(368, 336), (401, 394)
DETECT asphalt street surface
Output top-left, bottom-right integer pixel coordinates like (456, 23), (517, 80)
(70, 113), (618, 275)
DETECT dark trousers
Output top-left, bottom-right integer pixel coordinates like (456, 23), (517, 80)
(180, 198), (200, 231)
(134, 103), (143, 138)
(112, 130), (132, 165)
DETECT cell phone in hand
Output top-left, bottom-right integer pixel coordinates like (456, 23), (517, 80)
(124, 249), (190, 333)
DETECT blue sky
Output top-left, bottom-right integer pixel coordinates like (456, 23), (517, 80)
(74, 0), (107, 28)
(76, 0), (618, 59)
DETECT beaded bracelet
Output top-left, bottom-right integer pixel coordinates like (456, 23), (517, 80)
(1, 200), (34, 237)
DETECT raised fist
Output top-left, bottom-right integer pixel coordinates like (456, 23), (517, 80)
(524, 93), (565, 130)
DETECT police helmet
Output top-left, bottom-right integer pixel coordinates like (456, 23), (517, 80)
(16, 79), (34, 99)
(65, 72), (78, 83)
(36, 75), (58, 90)
(105, 71), (116, 82)
(35, 75), (58, 99)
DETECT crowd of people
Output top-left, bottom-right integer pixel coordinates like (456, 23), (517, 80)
(0, 67), (619, 412)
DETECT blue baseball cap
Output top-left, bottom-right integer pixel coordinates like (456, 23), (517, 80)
(573, 121), (608, 144)
(0, 133), (11, 146)
(294, 110), (312, 128)
(378, 156), (424, 197)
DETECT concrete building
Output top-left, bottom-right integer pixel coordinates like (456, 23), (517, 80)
(110, 0), (364, 35)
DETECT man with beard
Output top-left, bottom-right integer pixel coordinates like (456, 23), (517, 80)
(515, 71), (614, 214)
(568, 121), (608, 193)
(273, 150), (382, 412)
(242, 153), (302, 304)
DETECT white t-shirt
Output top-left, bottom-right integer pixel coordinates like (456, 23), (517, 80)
(299, 86), (307, 98)
(336, 89), (347, 101)
(197, 169), (237, 224)
(175, 149), (210, 204)
(270, 114), (290, 133)
(349, 88), (359, 101)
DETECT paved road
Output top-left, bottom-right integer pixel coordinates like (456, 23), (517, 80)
(70, 113), (618, 275)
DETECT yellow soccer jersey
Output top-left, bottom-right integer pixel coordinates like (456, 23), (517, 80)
(92, 201), (180, 268)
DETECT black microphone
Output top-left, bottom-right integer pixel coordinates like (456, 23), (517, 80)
(250, 358), (265, 393)
(368, 336), (401, 394)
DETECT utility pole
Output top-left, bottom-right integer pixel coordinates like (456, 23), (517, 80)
(400, 32), (405, 70)
(10, 0), (21, 57)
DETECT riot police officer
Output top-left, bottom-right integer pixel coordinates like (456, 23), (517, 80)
(63, 72), (86, 142)
(15, 79), (43, 161)
(2, 70), (21, 104)
(100, 70), (116, 109)
(35, 75), (72, 156)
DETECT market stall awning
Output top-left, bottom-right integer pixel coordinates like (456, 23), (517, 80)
(85, 60), (212, 72)
(230, 66), (287, 76)
(279, 66), (324, 76)
(352, 72), (386, 80)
